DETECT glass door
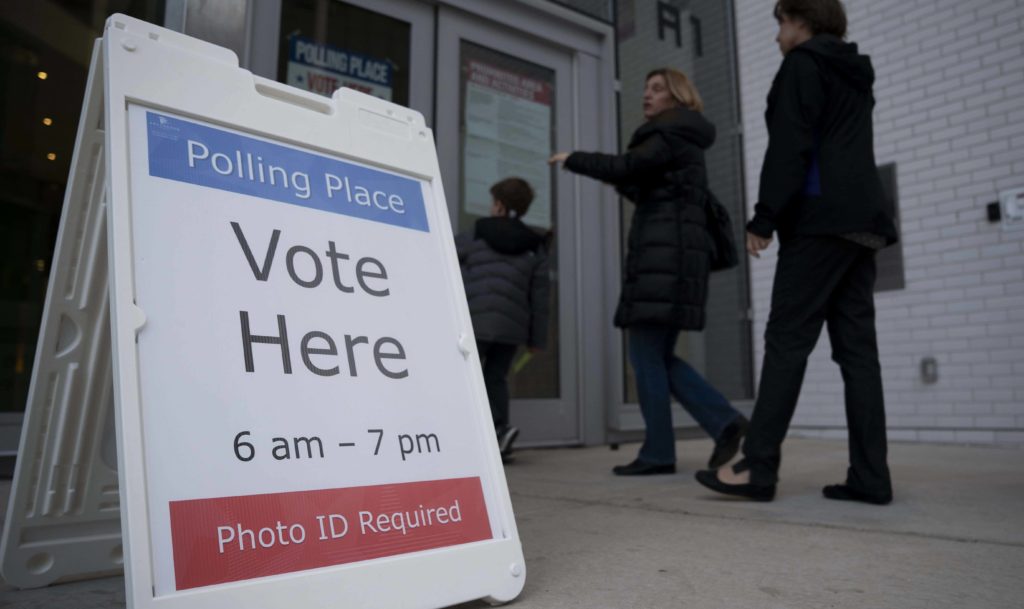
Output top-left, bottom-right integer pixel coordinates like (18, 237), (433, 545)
(0, 1), (166, 459)
(436, 6), (580, 446)
(276, 0), (434, 123)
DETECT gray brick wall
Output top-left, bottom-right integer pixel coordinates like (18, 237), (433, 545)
(734, 0), (1024, 445)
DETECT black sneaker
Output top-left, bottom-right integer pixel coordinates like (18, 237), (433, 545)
(498, 426), (519, 457)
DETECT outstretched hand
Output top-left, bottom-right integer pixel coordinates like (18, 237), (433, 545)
(746, 231), (773, 258)
(548, 152), (570, 166)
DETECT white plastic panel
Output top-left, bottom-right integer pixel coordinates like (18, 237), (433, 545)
(0, 42), (125, 589)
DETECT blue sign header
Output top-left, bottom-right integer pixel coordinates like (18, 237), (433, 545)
(145, 112), (429, 232)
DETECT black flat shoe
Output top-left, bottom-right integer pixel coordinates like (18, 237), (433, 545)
(612, 459), (676, 476)
(695, 463), (775, 502)
(822, 484), (892, 505)
(708, 415), (749, 468)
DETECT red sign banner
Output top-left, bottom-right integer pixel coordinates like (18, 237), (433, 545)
(169, 477), (492, 590)
(467, 60), (552, 105)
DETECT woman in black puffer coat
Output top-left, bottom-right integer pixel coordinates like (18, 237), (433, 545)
(550, 68), (747, 476)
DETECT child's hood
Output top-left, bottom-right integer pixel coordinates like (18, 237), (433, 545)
(474, 217), (545, 255)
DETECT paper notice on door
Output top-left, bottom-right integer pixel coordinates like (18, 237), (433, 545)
(462, 59), (553, 229)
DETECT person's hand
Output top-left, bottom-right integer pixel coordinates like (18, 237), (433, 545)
(746, 231), (773, 258)
(548, 152), (570, 166)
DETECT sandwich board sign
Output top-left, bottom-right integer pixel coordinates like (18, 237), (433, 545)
(0, 14), (525, 608)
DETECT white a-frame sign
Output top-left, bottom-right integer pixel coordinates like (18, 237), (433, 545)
(1, 14), (525, 608)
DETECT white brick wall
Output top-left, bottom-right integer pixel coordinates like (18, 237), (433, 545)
(734, 0), (1024, 445)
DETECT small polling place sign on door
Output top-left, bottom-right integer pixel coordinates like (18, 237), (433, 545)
(0, 14), (524, 609)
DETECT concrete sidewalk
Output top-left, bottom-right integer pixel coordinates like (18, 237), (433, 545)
(2, 437), (1022, 608)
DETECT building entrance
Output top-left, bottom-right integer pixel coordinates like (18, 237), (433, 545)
(268, 0), (615, 446)
(2, 0), (758, 456)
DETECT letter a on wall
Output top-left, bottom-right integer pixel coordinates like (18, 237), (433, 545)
(0, 15), (525, 608)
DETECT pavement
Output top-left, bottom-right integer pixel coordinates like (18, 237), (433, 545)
(2, 437), (1023, 608)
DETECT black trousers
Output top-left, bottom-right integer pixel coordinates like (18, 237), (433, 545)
(477, 340), (519, 431)
(743, 236), (892, 496)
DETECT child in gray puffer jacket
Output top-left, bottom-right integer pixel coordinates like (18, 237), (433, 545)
(455, 178), (550, 462)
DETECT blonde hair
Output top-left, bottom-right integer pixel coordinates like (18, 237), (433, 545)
(646, 68), (704, 113)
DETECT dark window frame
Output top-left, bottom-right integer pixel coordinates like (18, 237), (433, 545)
(875, 162), (905, 292)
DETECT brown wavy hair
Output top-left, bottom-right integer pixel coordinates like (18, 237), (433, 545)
(646, 68), (704, 113)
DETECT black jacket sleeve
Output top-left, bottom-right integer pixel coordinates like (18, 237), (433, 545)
(563, 131), (674, 187)
(747, 51), (826, 238)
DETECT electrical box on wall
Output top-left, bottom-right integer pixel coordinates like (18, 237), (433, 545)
(999, 187), (1024, 228)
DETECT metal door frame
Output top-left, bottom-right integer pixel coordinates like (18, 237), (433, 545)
(437, 5), (578, 446)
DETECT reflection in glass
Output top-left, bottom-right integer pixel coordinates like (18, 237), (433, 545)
(278, 0), (410, 105)
(0, 2), (165, 414)
(458, 41), (560, 399)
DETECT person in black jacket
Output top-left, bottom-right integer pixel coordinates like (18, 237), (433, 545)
(456, 178), (550, 461)
(550, 68), (747, 476)
(696, 0), (896, 504)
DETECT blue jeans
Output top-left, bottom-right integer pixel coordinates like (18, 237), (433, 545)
(628, 325), (742, 465)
